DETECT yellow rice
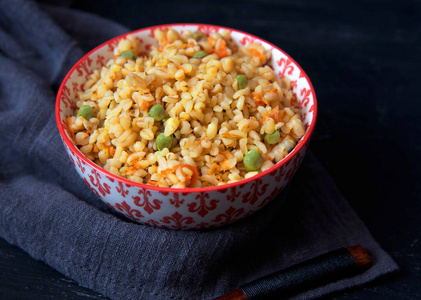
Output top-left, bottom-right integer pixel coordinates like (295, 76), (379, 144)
(69, 28), (305, 188)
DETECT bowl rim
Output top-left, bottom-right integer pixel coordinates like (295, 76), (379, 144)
(55, 23), (318, 193)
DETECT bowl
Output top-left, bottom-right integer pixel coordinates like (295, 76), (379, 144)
(55, 23), (317, 230)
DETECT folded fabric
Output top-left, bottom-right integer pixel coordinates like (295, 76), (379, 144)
(0, 1), (398, 299)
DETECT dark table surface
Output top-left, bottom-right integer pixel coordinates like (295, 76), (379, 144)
(1, 0), (420, 299)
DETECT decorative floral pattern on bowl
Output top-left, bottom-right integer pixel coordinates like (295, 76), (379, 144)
(56, 24), (317, 230)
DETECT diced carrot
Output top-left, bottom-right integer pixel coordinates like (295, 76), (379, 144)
(126, 160), (143, 175)
(251, 92), (263, 106)
(182, 164), (199, 187)
(251, 92), (267, 106)
(224, 150), (234, 158)
(103, 145), (116, 157)
(140, 100), (153, 111)
(161, 164), (199, 187)
(215, 151), (234, 171)
(147, 177), (158, 186)
(66, 117), (75, 140)
(126, 166), (137, 175)
(160, 168), (171, 176)
(265, 88), (278, 94)
(197, 136), (206, 145)
(256, 89), (279, 108)
(263, 106), (281, 123)
(291, 95), (297, 106)
(158, 40), (170, 52)
(249, 48), (266, 60)
(113, 54), (119, 60)
(216, 39), (228, 58)
(271, 106), (281, 123)
(220, 160), (230, 171)
(208, 164), (220, 175)
(146, 174), (159, 186)
(207, 36), (216, 47)
(133, 160), (142, 169)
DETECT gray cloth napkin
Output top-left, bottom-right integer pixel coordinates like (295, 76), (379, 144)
(0, 1), (398, 299)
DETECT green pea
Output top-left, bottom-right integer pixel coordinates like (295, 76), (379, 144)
(77, 105), (93, 120)
(243, 149), (263, 171)
(148, 104), (166, 122)
(263, 130), (281, 144)
(192, 31), (205, 41)
(192, 51), (208, 59)
(120, 50), (137, 60)
(236, 74), (248, 90)
(156, 133), (174, 151)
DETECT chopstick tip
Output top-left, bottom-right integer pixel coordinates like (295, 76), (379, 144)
(213, 288), (247, 300)
(346, 245), (372, 270)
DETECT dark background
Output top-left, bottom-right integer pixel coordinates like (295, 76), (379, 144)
(1, 0), (420, 299)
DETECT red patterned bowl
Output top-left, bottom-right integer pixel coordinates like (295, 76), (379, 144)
(55, 24), (317, 230)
